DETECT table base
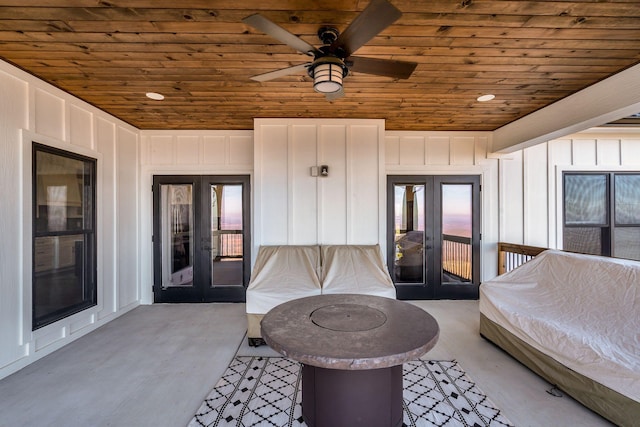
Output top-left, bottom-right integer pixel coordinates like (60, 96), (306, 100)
(301, 364), (403, 427)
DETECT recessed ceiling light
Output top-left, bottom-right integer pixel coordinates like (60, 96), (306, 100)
(477, 94), (495, 102)
(146, 92), (165, 101)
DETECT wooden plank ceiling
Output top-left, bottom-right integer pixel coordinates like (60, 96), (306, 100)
(0, 0), (639, 131)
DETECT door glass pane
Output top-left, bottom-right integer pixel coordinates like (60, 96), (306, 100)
(393, 184), (425, 283)
(441, 184), (472, 284)
(615, 174), (640, 224)
(211, 184), (243, 287)
(160, 184), (194, 288)
(564, 174), (607, 225)
(614, 227), (640, 261)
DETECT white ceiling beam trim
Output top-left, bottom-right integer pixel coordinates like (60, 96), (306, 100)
(491, 63), (640, 154)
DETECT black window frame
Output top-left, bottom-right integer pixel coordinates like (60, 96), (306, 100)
(563, 171), (640, 260)
(32, 143), (97, 330)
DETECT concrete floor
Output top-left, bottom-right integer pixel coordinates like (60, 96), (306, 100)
(0, 301), (612, 427)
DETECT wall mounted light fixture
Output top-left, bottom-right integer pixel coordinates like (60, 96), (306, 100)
(310, 165), (330, 177)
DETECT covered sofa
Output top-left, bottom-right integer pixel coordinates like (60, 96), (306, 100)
(246, 244), (396, 345)
(479, 250), (640, 426)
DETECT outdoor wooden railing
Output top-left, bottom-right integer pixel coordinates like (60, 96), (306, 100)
(442, 234), (472, 280)
(213, 230), (243, 257)
(498, 242), (548, 275)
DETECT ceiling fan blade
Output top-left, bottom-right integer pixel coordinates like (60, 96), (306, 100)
(243, 14), (320, 57)
(332, 0), (402, 57)
(249, 63), (311, 82)
(348, 56), (417, 79)
(325, 87), (345, 101)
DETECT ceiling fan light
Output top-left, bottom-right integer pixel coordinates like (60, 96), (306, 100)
(313, 62), (343, 94)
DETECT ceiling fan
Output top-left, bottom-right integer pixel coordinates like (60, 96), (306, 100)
(242, 0), (418, 100)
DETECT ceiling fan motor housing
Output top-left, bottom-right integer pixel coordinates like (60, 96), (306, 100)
(318, 27), (340, 45)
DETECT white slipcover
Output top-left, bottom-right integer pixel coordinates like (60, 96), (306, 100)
(246, 245), (322, 314)
(321, 244), (396, 299)
(480, 250), (640, 401)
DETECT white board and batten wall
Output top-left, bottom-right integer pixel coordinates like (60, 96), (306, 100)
(139, 130), (254, 303)
(0, 60), (140, 380)
(499, 127), (640, 250)
(253, 119), (387, 260)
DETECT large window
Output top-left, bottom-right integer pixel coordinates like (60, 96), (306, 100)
(563, 172), (640, 261)
(33, 143), (97, 329)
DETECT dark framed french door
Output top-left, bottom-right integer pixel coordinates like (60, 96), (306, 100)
(387, 175), (480, 300)
(152, 175), (250, 303)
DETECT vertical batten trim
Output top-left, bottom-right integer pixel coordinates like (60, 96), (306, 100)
(113, 130), (120, 313)
(316, 125), (323, 244)
(522, 147), (531, 246)
(225, 134), (231, 165)
(63, 99), (70, 143)
(554, 165), (565, 250)
(171, 135), (178, 166)
(27, 85), (36, 132)
(345, 125), (352, 244)
(423, 135), (428, 166)
(253, 120), (263, 256)
(473, 136), (478, 166)
(18, 130), (27, 346)
(134, 130), (141, 303)
(378, 122), (386, 253)
(95, 127), (104, 312)
(545, 142), (552, 249)
(199, 136), (205, 166)
(618, 139), (623, 166)
(287, 124), (294, 244)
(548, 152), (557, 250)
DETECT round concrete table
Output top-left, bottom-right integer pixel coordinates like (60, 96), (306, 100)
(260, 294), (439, 427)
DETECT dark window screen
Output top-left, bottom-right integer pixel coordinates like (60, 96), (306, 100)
(564, 174), (607, 225)
(614, 227), (640, 261)
(615, 174), (640, 224)
(563, 227), (602, 256)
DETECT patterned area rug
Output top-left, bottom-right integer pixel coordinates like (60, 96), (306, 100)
(189, 356), (513, 427)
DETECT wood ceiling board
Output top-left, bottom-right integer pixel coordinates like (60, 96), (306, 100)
(0, 1), (638, 132)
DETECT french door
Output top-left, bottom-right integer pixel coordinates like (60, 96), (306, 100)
(387, 175), (480, 299)
(152, 175), (250, 303)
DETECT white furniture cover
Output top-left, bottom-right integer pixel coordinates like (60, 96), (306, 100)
(246, 245), (322, 314)
(321, 244), (396, 299)
(480, 250), (640, 401)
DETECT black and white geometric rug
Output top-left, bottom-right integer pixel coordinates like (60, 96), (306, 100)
(189, 356), (513, 427)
